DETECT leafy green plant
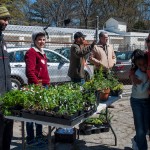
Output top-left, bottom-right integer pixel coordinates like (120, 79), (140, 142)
(85, 117), (103, 125)
(99, 109), (114, 123)
(0, 82), (97, 117)
(0, 89), (28, 115)
(91, 67), (111, 91)
(107, 71), (123, 91)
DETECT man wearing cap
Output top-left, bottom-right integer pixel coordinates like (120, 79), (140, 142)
(25, 31), (50, 145)
(0, 5), (13, 150)
(89, 32), (116, 73)
(68, 32), (95, 84)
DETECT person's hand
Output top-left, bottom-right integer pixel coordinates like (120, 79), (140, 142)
(83, 40), (89, 46)
(35, 80), (43, 87)
(130, 74), (142, 85)
(89, 52), (93, 61)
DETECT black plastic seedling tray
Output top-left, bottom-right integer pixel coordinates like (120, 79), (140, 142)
(22, 109), (94, 126)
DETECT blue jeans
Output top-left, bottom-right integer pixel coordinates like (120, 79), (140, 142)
(130, 97), (150, 150)
(71, 78), (85, 85)
(26, 123), (42, 142)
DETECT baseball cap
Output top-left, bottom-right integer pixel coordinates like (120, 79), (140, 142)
(74, 32), (86, 39)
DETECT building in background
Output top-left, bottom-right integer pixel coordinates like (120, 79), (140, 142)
(4, 17), (149, 51)
(105, 17), (148, 51)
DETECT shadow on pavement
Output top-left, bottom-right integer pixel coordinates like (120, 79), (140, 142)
(11, 142), (48, 150)
(72, 140), (123, 150)
(10, 138), (133, 150)
(124, 147), (132, 150)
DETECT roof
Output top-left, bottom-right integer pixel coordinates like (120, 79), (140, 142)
(112, 17), (126, 25)
(5, 25), (119, 36)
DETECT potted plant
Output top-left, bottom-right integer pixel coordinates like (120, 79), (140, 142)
(92, 67), (111, 101)
(110, 83), (123, 96)
(108, 74), (123, 96)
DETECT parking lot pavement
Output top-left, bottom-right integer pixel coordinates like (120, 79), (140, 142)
(11, 97), (150, 150)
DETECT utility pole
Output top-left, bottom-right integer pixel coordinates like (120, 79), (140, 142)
(95, 16), (99, 43)
(85, 0), (88, 29)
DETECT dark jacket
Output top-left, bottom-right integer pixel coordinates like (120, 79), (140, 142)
(0, 32), (12, 96)
(68, 43), (93, 79)
(25, 47), (50, 85)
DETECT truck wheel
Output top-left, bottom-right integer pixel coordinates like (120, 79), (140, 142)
(11, 78), (21, 90)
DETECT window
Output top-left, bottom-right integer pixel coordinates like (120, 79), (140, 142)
(138, 38), (145, 42)
(45, 51), (65, 63)
(115, 52), (132, 60)
(9, 52), (15, 62)
(9, 50), (26, 62)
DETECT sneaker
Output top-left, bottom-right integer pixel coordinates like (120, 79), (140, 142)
(131, 138), (139, 150)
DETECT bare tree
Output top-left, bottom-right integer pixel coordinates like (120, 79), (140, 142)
(5, 0), (150, 31)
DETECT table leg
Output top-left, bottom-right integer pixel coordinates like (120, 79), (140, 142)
(21, 121), (25, 150)
(48, 126), (55, 150)
(106, 107), (117, 146)
(74, 128), (80, 140)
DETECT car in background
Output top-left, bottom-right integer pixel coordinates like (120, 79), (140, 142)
(54, 47), (70, 59)
(54, 46), (93, 79)
(54, 47), (89, 60)
(8, 48), (94, 90)
(112, 51), (133, 83)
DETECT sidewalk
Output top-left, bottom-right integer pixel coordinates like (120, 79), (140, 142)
(10, 97), (150, 150)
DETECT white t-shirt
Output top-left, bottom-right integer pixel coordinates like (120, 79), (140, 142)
(131, 68), (149, 99)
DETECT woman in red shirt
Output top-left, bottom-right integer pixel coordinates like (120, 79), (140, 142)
(25, 31), (50, 145)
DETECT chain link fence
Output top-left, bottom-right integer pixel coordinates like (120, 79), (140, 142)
(4, 25), (148, 93)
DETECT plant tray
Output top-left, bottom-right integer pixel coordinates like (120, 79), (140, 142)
(11, 110), (22, 117)
(22, 110), (94, 126)
(79, 123), (110, 135)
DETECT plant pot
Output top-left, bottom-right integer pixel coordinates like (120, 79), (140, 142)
(99, 88), (110, 101)
(100, 124), (110, 132)
(79, 122), (94, 130)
